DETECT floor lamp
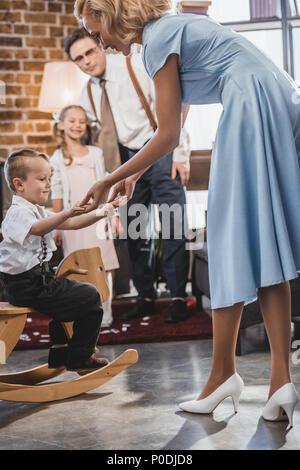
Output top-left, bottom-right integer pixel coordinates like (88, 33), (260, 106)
(38, 61), (89, 117)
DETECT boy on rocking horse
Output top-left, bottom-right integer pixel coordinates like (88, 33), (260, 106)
(0, 149), (114, 373)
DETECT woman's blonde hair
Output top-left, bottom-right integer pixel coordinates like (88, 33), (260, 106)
(53, 105), (92, 166)
(74, 0), (174, 44)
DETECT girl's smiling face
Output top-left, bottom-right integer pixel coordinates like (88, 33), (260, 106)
(82, 14), (132, 56)
(58, 107), (87, 141)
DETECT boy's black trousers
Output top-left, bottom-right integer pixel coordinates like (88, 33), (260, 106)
(0, 262), (103, 366)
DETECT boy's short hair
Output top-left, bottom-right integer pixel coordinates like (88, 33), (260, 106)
(4, 148), (49, 193)
(64, 27), (99, 59)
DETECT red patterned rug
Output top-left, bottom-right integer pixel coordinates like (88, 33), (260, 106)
(15, 296), (212, 350)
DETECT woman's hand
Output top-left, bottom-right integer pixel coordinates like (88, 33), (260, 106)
(108, 176), (137, 205)
(80, 180), (111, 213)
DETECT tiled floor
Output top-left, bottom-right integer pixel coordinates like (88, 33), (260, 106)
(1, 339), (300, 450)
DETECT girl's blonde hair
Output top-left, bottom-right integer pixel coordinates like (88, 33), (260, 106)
(53, 105), (92, 166)
(74, 0), (174, 44)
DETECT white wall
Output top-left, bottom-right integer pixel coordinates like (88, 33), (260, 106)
(208, 0), (250, 22)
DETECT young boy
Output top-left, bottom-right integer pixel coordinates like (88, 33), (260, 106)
(0, 148), (113, 372)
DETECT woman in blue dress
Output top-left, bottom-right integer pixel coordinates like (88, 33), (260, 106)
(74, 0), (300, 426)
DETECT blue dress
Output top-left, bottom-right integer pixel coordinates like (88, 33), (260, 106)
(142, 13), (300, 309)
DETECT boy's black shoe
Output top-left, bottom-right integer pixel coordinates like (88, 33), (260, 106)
(48, 345), (69, 369)
(165, 299), (190, 323)
(67, 354), (109, 373)
(121, 297), (158, 321)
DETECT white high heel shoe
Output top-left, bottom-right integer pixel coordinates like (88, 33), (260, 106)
(179, 373), (244, 414)
(262, 383), (299, 428)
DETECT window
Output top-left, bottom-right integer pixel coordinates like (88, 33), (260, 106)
(292, 27), (300, 84)
(208, 0), (251, 23)
(241, 29), (284, 69)
(184, 0), (296, 150)
(288, 0), (300, 16)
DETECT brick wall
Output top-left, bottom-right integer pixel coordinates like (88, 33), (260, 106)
(0, 0), (79, 160)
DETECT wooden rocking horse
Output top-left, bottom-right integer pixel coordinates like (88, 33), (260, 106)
(0, 247), (138, 403)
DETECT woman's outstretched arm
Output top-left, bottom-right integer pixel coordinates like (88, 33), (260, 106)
(81, 54), (182, 211)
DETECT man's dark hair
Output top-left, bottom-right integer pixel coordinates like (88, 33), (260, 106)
(64, 27), (99, 59)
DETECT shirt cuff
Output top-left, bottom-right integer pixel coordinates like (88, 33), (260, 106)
(172, 153), (190, 163)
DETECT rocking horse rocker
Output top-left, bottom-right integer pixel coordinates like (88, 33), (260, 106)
(0, 248), (138, 403)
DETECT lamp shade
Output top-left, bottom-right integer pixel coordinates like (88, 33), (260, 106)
(38, 61), (89, 113)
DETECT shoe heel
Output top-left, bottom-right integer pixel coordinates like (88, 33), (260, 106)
(262, 383), (299, 425)
(281, 402), (297, 428)
(231, 392), (241, 413)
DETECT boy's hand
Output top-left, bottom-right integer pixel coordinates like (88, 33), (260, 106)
(67, 203), (87, 218)
(96, 203), (118, 218)
(95, 204), (122, 237)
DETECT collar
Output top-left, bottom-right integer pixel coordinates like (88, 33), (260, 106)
(11, 195), (46, 219)
(90, 76), (101, 85)
(90, 65), (108, 85)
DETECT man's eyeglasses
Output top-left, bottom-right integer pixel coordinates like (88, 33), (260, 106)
(72, 46), (99, 65)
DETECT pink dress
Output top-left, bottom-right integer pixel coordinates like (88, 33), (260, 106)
(62, 152), (119, 271)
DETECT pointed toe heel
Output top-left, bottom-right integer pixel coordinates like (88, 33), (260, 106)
(179, 373), (244, 414)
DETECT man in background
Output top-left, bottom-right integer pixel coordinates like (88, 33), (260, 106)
(64, 28), (191, 323)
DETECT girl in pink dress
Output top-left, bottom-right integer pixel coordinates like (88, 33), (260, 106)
(51, 105), (120, 327)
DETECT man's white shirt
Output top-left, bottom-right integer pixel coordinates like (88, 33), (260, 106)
(77, 53), (190, 162)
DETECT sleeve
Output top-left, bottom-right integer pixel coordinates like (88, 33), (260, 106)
(44, 209), (55, 217)
(172, 127), (191, 163)
(50, 151), (64, 200)
(2, 208), (37, 246)
(44, 209), (57, 240)
(143, 22), (184, 79)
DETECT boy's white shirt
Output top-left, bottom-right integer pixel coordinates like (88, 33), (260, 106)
(77, 52), (191, 163)
(50, 145), (107, 209)
(0, 195), (57, 275)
